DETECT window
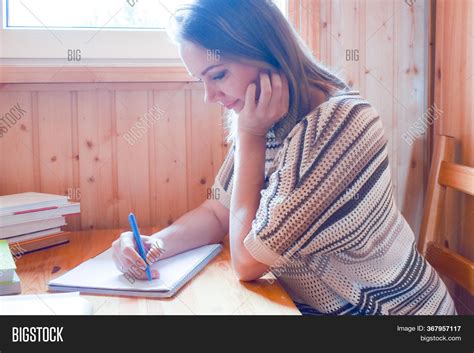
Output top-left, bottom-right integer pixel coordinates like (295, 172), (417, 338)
(1, 0), (288, 62)
(5, 0), (189, 29)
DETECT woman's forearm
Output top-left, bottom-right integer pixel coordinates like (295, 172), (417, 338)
(229, 132), (269, 280)
(151, 203), (226, 260)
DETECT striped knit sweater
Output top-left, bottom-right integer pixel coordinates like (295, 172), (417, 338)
(212, 90), (456, 315)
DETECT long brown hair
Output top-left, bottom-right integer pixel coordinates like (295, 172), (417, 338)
(168, 0), (349, 143)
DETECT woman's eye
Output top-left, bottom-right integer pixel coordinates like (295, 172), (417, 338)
(212, 71), (226, 80)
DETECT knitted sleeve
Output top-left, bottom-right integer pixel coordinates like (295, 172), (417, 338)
(243, 98), (388, 267)
(211, 143), (235, 209)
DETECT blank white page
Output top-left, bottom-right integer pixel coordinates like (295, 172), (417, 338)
(0, 292), (92, 315)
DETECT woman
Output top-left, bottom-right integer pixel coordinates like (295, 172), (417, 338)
(112, 0), (456, 315)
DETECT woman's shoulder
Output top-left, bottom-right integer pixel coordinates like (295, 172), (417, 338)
(285, 89), (379, 144)
(315, 89), (372, 120)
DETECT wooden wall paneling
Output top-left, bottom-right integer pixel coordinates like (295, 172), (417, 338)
(115, 90), (151, 228)
(77, 89), (117, 230)
(461, 0), (474, 312)
(37, 91), (79, 231)
(147, 90), (158, 230)
(328, 0), (362, 89)
(70, 91), (81, 231)
(0, 82), (203, 93)
(318, 0), (332, 64)
(394, 1), (428, 238)
(0, 92), (34, 194)
(288, 0), (300, 37)
(317, 0), (428, 238)
(427, 0), (436, 161)
(0, 66), (195, 84)
(186, 90), (224, 210)
(434, 1), (461, 276)
(289, 0), (321, 59)
(306, 0), (321, 59)
(152, 89), (188, 229)
(434, 0), (474, 314)
(435, 0), (462, 272)
(364, 0), (396, 194)
(357, 0), (367, 96)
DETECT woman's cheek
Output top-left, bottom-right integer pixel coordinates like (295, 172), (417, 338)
(227, 78), (247, 101)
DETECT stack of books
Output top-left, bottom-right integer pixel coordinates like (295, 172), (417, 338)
(0, 192), (80, 254)
(0, 240), (21, 295)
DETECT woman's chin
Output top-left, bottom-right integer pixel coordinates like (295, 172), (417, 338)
(232, 101), (243, 113)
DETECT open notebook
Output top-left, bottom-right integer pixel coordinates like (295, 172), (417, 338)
(48, 244), (223, 298)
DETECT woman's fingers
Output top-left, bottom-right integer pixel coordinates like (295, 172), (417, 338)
(238, 69), (290, 136)
(129, 267), (160, 280)
(121, 234), (147, 269)
(112, 251), (124, 272)
(258, 71), (272, 108)
(112, 232), (160, 280)
(268, 71), (283, 113)
(244, 82), (258, 111)
(259, 71), (288, 121)
(280, 73), (290, 114)
(112, 233), (133, 272)
(120, 255), (160, 280)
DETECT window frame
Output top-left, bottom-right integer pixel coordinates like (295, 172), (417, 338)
(0, 0), (182, 63)
(0, 0), (288, 67)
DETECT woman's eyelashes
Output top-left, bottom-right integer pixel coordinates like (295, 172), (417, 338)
(212, 70), (227, 80)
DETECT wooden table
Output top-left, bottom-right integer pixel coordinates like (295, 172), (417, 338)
(14, 228), (300, 315)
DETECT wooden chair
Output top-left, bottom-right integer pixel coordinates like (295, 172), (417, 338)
(418, 135), (474, 296)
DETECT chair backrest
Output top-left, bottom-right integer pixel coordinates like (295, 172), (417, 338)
(418, 135), (474, 295)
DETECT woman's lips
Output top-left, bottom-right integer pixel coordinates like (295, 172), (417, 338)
(225, 100), (238, 109)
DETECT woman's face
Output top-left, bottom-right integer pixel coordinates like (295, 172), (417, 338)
(179, 41), (262, 113)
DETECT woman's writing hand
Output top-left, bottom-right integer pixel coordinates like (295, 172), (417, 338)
(111, 232), (164, 280)
(237, 70), (290, 137)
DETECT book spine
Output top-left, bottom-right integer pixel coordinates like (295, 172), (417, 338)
(13, 206), (59, 215)
(12, 233), (70, 256)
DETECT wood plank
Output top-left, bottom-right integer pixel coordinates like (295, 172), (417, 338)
(0, 92), (34, 194)
(394, 0), (428, 239)
(77, 89), (116, 230)
(115, 90), (152, 228)
(0, 66), (197, 84)
(318, 0), (332, 65)
(329, 0), (361, 89)
(37, 91), (77, 231)
(364, 0), (396, 192)
(186, 90), (224, 210)
(13, 232), (71, 255)
(433, 0), (474, 314)
(304, 0), (320, 58)
(288, 0), (300, 35)
(418, 135), (454, 255)
(439, 161), (474, 195)
(0, 82), (202, 92)
(426, 242), (474, 295)
(152, 89), (188, 228)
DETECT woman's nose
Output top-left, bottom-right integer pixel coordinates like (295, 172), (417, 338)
(203, 83), (221, 104)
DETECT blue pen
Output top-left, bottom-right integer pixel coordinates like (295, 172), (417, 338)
(128, 212), (152, 282)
